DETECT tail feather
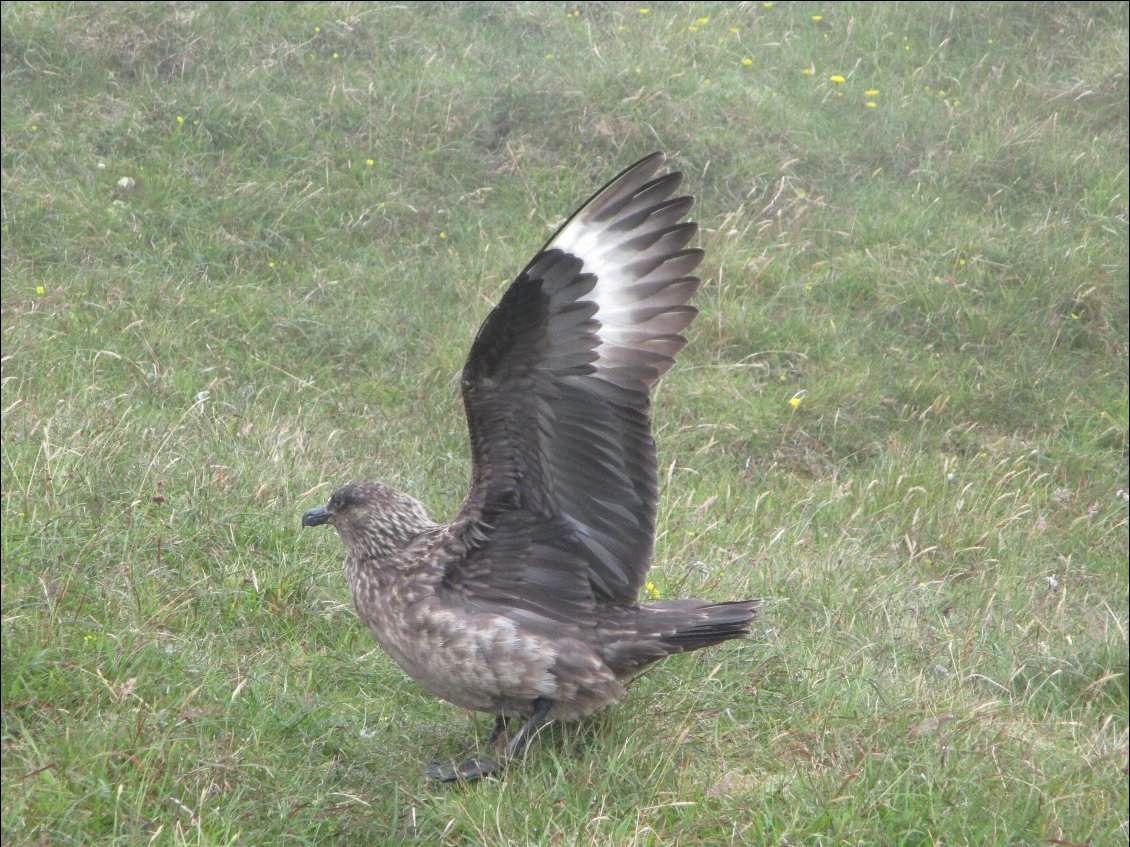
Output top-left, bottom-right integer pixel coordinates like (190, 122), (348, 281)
(602, 598), (761, 677)
(656, 599), (760, 651)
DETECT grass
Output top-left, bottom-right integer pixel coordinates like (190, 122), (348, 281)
(1, 1), (1127, 844)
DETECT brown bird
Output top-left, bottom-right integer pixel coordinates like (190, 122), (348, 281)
(302, 152), (760, 781)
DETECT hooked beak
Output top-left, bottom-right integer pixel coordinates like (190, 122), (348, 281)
(302, 504), (331, 527)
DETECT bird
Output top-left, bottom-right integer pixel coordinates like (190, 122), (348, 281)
(302, 152), (760, 782)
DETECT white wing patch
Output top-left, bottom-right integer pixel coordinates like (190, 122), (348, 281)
(546, 154), (701, 387)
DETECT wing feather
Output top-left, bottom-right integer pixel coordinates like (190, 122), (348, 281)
(449, 153), (702, 614)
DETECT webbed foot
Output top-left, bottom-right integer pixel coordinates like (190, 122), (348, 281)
(425, 756), (503, 782)
(425, 697), (554, 784)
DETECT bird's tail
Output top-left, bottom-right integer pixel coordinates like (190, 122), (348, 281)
(651, 598), (761, 652)
(602, 598), (761, 677)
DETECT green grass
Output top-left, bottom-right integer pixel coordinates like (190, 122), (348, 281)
(2, 2), (1127, 844)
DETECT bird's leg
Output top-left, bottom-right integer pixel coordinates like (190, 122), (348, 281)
(501, 697), (552, 759)
(485, 714), (510, 749)
(425, 698), (554, 783)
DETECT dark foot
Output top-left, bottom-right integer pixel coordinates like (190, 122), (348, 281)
(425, 698), (555, 784)
(425, 756), (503, 782)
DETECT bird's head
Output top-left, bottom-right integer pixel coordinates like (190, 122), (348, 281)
(302, 481), (433, 559)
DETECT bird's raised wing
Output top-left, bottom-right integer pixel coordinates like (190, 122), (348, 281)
(447, 153), (702, 619)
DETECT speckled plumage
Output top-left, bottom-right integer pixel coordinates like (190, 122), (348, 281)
(303, 153), (760, 780)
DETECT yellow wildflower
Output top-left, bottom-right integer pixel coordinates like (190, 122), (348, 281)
(801, 68), (814, 76)
(35, 285), (45, 295)
(366, 158), (375, 166)
(639, 7), (650, 13)
(829, 74), (845, 84)
(696, 16), (709, 25)
(864, 89), (879, 96)
(811, 15), (823, 22)
(176, 115), (185, 124)
(865, 101), (877, 108)
(439, 231), (447, 240)
(645, 581), (661, 600)
(545, 52), (555, 59)
(742, 57), (753, 66)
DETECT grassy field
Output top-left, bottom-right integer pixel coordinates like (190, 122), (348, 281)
(2, 2), (1127, 844)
